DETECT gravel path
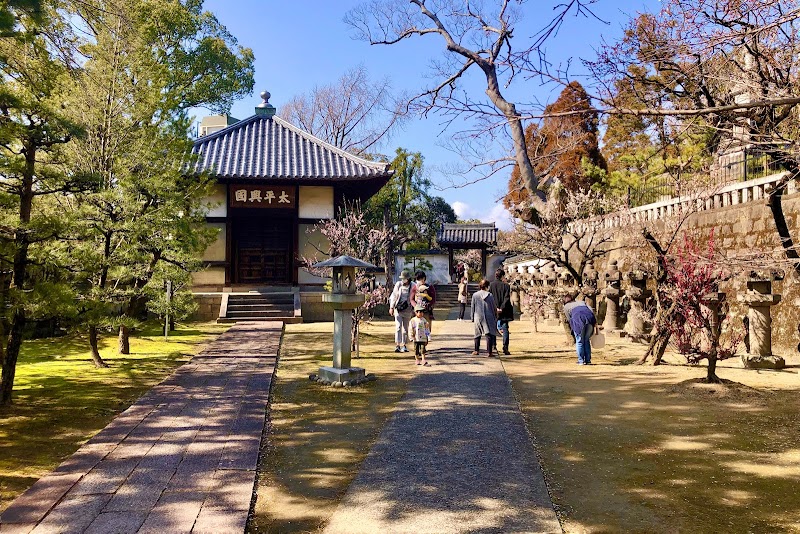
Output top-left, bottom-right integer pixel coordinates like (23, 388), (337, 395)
(324, 314), (561, 534)
(0, 321), (280, 534)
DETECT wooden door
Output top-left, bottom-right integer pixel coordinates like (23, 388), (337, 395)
(235, 217), (292, 284)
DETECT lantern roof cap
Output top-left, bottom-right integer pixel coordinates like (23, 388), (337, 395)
(312, 255), (377, 269)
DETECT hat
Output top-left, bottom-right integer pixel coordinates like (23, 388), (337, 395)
(399, 269), (412, 281)
(414, 304), (426, 312)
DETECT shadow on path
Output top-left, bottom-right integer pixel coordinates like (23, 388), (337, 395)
(0, 322), (280, 534)
(324, 315), (560, 534)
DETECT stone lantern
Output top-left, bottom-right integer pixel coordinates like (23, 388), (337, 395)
(541, 263), (559, 324)
(312, 255), (377, 386)
(581, 260), (600, 312)
(624, 265), (652, 338)
(603, 260), (623, 332)
(739, 269), (785, 369)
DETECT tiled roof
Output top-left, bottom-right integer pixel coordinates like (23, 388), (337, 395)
(190, 114), (391, 180)
(437, 223), (498, 246)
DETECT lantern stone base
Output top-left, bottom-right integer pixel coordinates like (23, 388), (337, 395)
(742, 354), (786, 370)
(318, 366), (366, 385)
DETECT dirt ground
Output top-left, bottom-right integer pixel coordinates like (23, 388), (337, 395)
(504, 319), (800, 534)
(252, 317), (800, 533)
(250, 321), (415, 533)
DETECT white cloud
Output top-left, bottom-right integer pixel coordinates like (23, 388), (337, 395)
(482, 203), (514, 231)
(451, 200), (473, 219)
(452, 200), (514, 231)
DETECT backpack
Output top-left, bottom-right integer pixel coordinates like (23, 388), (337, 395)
(394, 281), (410, 311)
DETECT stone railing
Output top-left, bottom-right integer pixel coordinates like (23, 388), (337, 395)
(597, 171), (797, 229)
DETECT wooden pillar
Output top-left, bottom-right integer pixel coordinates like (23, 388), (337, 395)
(225, 219), (232, 286)
(224, 184), (232, 287)
(448, 247), (454, 282)
(481, 246), (488, 280)
(292, 198), (299, 286)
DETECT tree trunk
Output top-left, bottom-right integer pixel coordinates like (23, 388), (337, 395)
(89, 326), (108, 368)
(477, 61), (546, 222)
(639, 331), (670, 365)
(767, 176), (800, 277)
(706, 355), (720, 383)
(0, 147), (34, 405)
(118, 325), (130, 354)
(1, 310), (25, 405)
(384, 204), (394, 284)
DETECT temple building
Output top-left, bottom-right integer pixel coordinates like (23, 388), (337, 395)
(189, 91), (392, 321)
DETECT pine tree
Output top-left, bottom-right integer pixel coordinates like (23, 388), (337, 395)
(0, 2), (83, 403)
(63, 0), (254, 358)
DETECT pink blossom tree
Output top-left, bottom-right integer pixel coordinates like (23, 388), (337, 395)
(303, 201), (395, 351)
(658, 232), (742, 383)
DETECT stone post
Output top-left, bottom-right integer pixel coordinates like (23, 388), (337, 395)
(510, 276), (521, 315)
(624, 267), (652, 339)
(581, 260), (600, 312)
(603, 260), (622, 332)
(739, 270), (785, 369)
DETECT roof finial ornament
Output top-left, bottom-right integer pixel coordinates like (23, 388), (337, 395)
(255, 90), (276, 118)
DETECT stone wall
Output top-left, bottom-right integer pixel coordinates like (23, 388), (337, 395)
(190, 293), (223, 322)
(594, 189), (800, 355)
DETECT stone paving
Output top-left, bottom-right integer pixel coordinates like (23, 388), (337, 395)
(0, 321), (281, 534)
(324, 311), (561, 534)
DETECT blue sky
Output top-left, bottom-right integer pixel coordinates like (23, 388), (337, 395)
(200, 0), (658, 229)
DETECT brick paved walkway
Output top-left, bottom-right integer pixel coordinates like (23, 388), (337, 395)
(324, 313), (561, 534)
(0, 321), (281, 534)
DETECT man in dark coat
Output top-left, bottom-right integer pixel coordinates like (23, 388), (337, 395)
(489, 268), (513, 355)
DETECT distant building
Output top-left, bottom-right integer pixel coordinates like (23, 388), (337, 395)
(198, 114), (239, 137)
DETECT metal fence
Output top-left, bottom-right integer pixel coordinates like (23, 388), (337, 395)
(621, 152), (785, 208)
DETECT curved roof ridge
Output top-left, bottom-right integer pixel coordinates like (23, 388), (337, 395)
(271, 115), (388, 171)
(191, 114), (392, 180)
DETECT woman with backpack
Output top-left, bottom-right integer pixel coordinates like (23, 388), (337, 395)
(389, 269), (414, 352)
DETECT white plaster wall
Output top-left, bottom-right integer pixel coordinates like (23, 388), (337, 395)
(202, 223), (226, 261)
(299, 186), (334, 219)
(487, 254), (508, 279)
(394, 253), (450, 285)
(204, 184), (227, 218)
(192, 266), (225, 287)
(298, 223), (330, 284)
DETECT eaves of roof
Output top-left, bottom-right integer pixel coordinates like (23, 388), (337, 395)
(190, 114), (393, 181)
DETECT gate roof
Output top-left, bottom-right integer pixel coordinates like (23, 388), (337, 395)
(437, 223), (498, 247)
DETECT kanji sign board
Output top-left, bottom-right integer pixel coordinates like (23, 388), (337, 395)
(229, 185), (296, 208)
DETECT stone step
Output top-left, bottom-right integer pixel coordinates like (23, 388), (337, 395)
(227, 303), (294, 311)
(228, 295), (294, 303)
(217, 316), (302, 324)
(226, 309), (293, 318)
